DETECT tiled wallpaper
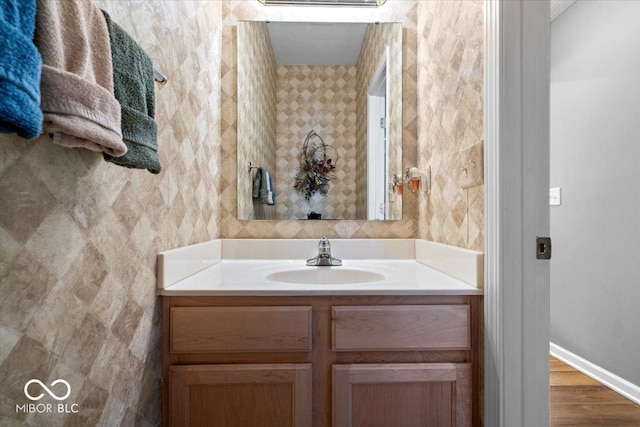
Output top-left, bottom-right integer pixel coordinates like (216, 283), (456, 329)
(275, 65), (357, 220)
(0, 1), (222, 425)
(220, 0), (419, 238)
(237, 21), (277, 220)
(355, 22), (403, 221)
(417, 0), (484, 251)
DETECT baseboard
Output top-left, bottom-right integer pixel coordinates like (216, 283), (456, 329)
(550, 342), (640, 405)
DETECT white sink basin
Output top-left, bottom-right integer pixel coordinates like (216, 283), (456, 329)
(265, 268), (385, 285)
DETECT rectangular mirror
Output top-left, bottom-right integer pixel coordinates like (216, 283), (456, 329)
(237, 20), (402, 221)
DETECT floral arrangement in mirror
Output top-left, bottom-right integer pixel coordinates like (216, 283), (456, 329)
(293, 130), (338, 200)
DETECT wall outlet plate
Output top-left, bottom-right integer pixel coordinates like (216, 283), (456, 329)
(460, 143), (484, 189)
(549, 187), (561, 206)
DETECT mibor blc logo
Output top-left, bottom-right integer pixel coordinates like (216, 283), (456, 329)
(24, 379), (71, 401)
(16, 379), (79, 414)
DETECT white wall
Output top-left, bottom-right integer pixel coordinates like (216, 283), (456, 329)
(550, 0), (640, 385)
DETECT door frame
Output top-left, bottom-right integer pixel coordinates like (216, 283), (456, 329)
(484, 1), (551, 426)
(367, 47), (390, 220)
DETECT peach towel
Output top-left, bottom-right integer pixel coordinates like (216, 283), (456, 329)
(34, 0), (126, 156)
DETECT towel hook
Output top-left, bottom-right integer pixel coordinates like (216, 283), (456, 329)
(153, 68), (168, 85)
(248, 162), (260, 173)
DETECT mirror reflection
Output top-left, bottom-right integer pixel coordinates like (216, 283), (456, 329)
(237, 21), (402, 221)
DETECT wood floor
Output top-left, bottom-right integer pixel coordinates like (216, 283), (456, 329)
(550, 356), (640, 426)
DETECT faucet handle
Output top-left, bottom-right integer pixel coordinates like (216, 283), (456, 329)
(307, 237), (341, 266)
(318, 237), (331, 255)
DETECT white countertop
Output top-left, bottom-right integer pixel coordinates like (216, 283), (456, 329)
(159, 259), (482, 296)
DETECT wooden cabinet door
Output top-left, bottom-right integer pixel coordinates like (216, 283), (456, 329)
(169, 364), (312, 427)
(333, 363), (471, 427)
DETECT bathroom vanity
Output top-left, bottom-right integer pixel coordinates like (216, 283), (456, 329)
(159, 240), (483, 427)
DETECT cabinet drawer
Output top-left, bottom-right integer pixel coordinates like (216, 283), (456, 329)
(332, 305), (470, 351)
(171, 306), (312, 353)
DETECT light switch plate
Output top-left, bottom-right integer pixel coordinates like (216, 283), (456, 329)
(549, 187), (561, 206)
(460, 143), (484, 189)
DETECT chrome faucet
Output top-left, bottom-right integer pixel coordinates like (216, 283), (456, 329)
(306, 237), (342, 266)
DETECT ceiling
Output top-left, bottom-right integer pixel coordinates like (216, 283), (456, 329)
(266, 2), (574, 66)
(550, 0), (577, 21)
(267, 21), (368, 66)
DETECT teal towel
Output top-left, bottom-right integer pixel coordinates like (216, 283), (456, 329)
(252, 167), (262, 198)
(102, 11), (161, 174)
(0, 0), (42, 139)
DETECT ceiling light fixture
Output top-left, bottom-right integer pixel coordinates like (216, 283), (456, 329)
(258, 0), (386, 7)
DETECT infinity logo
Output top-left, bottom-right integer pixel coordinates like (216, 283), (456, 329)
(24, 379), (71, 401)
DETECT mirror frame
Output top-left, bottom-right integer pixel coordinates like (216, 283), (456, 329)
(236, 20), (403, 221)
(258, 0), (387, 7)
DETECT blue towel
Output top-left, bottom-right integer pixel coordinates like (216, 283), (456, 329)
(0, 0), (42, 139)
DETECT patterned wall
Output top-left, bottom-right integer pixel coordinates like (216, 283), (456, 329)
(355, 22), (403, 220)
(0, 1), (222, 425)
(416, 0), (484, 251)
(275, 65), (357, 220)
(237, 21), (277, 220)
(221, 0), (418, 238)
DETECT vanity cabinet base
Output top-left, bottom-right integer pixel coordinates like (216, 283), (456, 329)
(162, 295), (483, 427)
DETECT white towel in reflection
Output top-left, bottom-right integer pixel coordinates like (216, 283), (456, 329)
(265, 170), (275, 205)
